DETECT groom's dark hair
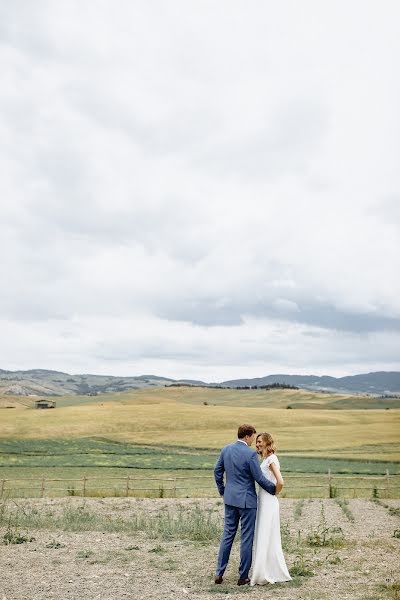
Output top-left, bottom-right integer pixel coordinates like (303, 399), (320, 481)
(237, 424), (256, 439)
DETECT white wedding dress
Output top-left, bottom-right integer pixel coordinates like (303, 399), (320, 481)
(250, 454), (292, 585)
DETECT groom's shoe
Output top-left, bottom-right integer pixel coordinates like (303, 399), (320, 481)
(237, 578), (250, 586)
(214, 576), (223, 584)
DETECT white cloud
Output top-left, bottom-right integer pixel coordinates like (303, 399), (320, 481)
(0, 0), (399, 378)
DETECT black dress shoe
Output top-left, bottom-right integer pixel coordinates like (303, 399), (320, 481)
(237, 578), (250, 586)
(215, 575), (223, 584)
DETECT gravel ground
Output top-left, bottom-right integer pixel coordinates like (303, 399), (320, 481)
(0, 497), (399, 600)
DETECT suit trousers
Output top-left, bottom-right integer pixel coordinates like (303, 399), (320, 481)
(216, 504), (257, 579)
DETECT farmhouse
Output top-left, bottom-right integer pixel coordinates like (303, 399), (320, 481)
(34, 399), (56, 409)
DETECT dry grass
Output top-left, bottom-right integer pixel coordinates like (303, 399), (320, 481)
(0, 387), (399, 460)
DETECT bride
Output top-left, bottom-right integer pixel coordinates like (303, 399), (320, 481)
(250, 432), (292, 586)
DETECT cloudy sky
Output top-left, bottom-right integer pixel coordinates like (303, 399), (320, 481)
(1, 1), (399, 381)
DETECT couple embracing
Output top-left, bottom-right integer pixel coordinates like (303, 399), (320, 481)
(214, 424), (291, 586)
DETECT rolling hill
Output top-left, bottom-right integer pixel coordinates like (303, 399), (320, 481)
(0, 368), (399, 397)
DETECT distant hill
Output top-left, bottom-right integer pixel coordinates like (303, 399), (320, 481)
(0, 369), (177, 396)
(221, 371), (400, 395)
(0, 368), (399, 397)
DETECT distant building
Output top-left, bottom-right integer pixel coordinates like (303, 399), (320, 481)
(34, 399), (56, 409)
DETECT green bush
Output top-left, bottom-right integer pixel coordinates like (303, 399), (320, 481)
(3, 527), (35, 545)
(329, 484), (338, 498)
(307, 505), (345, 548)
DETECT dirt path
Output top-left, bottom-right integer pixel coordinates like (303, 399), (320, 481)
(0, 498), (399, 600)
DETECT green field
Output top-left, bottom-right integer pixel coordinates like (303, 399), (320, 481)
(0, 438), (398, 499)
(0, 386), (399, 498)
(0, 438), (398, 474)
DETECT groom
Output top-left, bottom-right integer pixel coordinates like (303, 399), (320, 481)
(214, 424), (276, 586)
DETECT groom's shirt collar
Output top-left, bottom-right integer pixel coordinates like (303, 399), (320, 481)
(237, 439), (247, 445)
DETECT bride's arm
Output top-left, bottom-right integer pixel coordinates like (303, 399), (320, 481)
(269, 463), (284, 495)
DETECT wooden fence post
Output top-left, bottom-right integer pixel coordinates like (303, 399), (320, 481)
(83, 476), (87, 497)
(0, 480), (5, 499)
(126, 476), (130, 497)
(173, 477), (176, 498)
(328, 469), (331, 498)
(40, 478), (45, 498)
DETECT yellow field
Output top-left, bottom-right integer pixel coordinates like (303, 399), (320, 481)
(0, 387), (399, 461)
(126, 386), (371, 409)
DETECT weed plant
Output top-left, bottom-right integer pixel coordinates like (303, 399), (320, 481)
(306, 504), (345, 548)
(335, 498), (355, 522)
(3, 526), (35, 545)
(290, 531), (314, 577)
(293, 499), (304, 519)
(0, 499), (221, 542)
(329, 484), (338, 498)
(149, 545), (166, 553)
(46, 539), (66, 548)
(389, 506), (400, 517)
(372, 498), (400, 517)
(280, 521), (291, 552)
(376, 581), (400, 600)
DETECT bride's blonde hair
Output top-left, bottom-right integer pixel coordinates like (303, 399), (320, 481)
(257, 432), (276, 456)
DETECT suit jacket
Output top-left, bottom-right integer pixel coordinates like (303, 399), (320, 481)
(214, 441), (276, 508)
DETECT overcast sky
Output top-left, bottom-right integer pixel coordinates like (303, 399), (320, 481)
(1, 1), (399, 381)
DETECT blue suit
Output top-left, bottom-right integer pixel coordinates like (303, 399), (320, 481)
(214, 440), (276, 580)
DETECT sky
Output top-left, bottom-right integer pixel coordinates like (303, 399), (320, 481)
(0, 1), (399, 381)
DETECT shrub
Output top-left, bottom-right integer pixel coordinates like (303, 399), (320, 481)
(294, 499), (304, 519)
(335, 498), (355, 522)
(149, 545), (165, 553)
(46, 539), (66, 548)
(290, 532), (314, 577)
(307, 505), (345, 548)
(3, 527), (35, 545)
(329, 484), (338, 498)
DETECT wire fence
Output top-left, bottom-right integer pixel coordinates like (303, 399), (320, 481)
(1, 470), (399, 499)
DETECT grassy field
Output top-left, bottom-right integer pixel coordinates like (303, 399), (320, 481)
(0, 438), (398, 474)
(0, 386), (399, 498)
(3, 385), (400, 410)
(1, 436), (399, 499)
(1, 389), (399, 459)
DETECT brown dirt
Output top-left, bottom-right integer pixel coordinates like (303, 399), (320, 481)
(0, 498), (399, 600)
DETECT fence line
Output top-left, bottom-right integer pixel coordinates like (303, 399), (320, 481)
(1, 474), (391, 482)
(0, 471), (398, 499)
